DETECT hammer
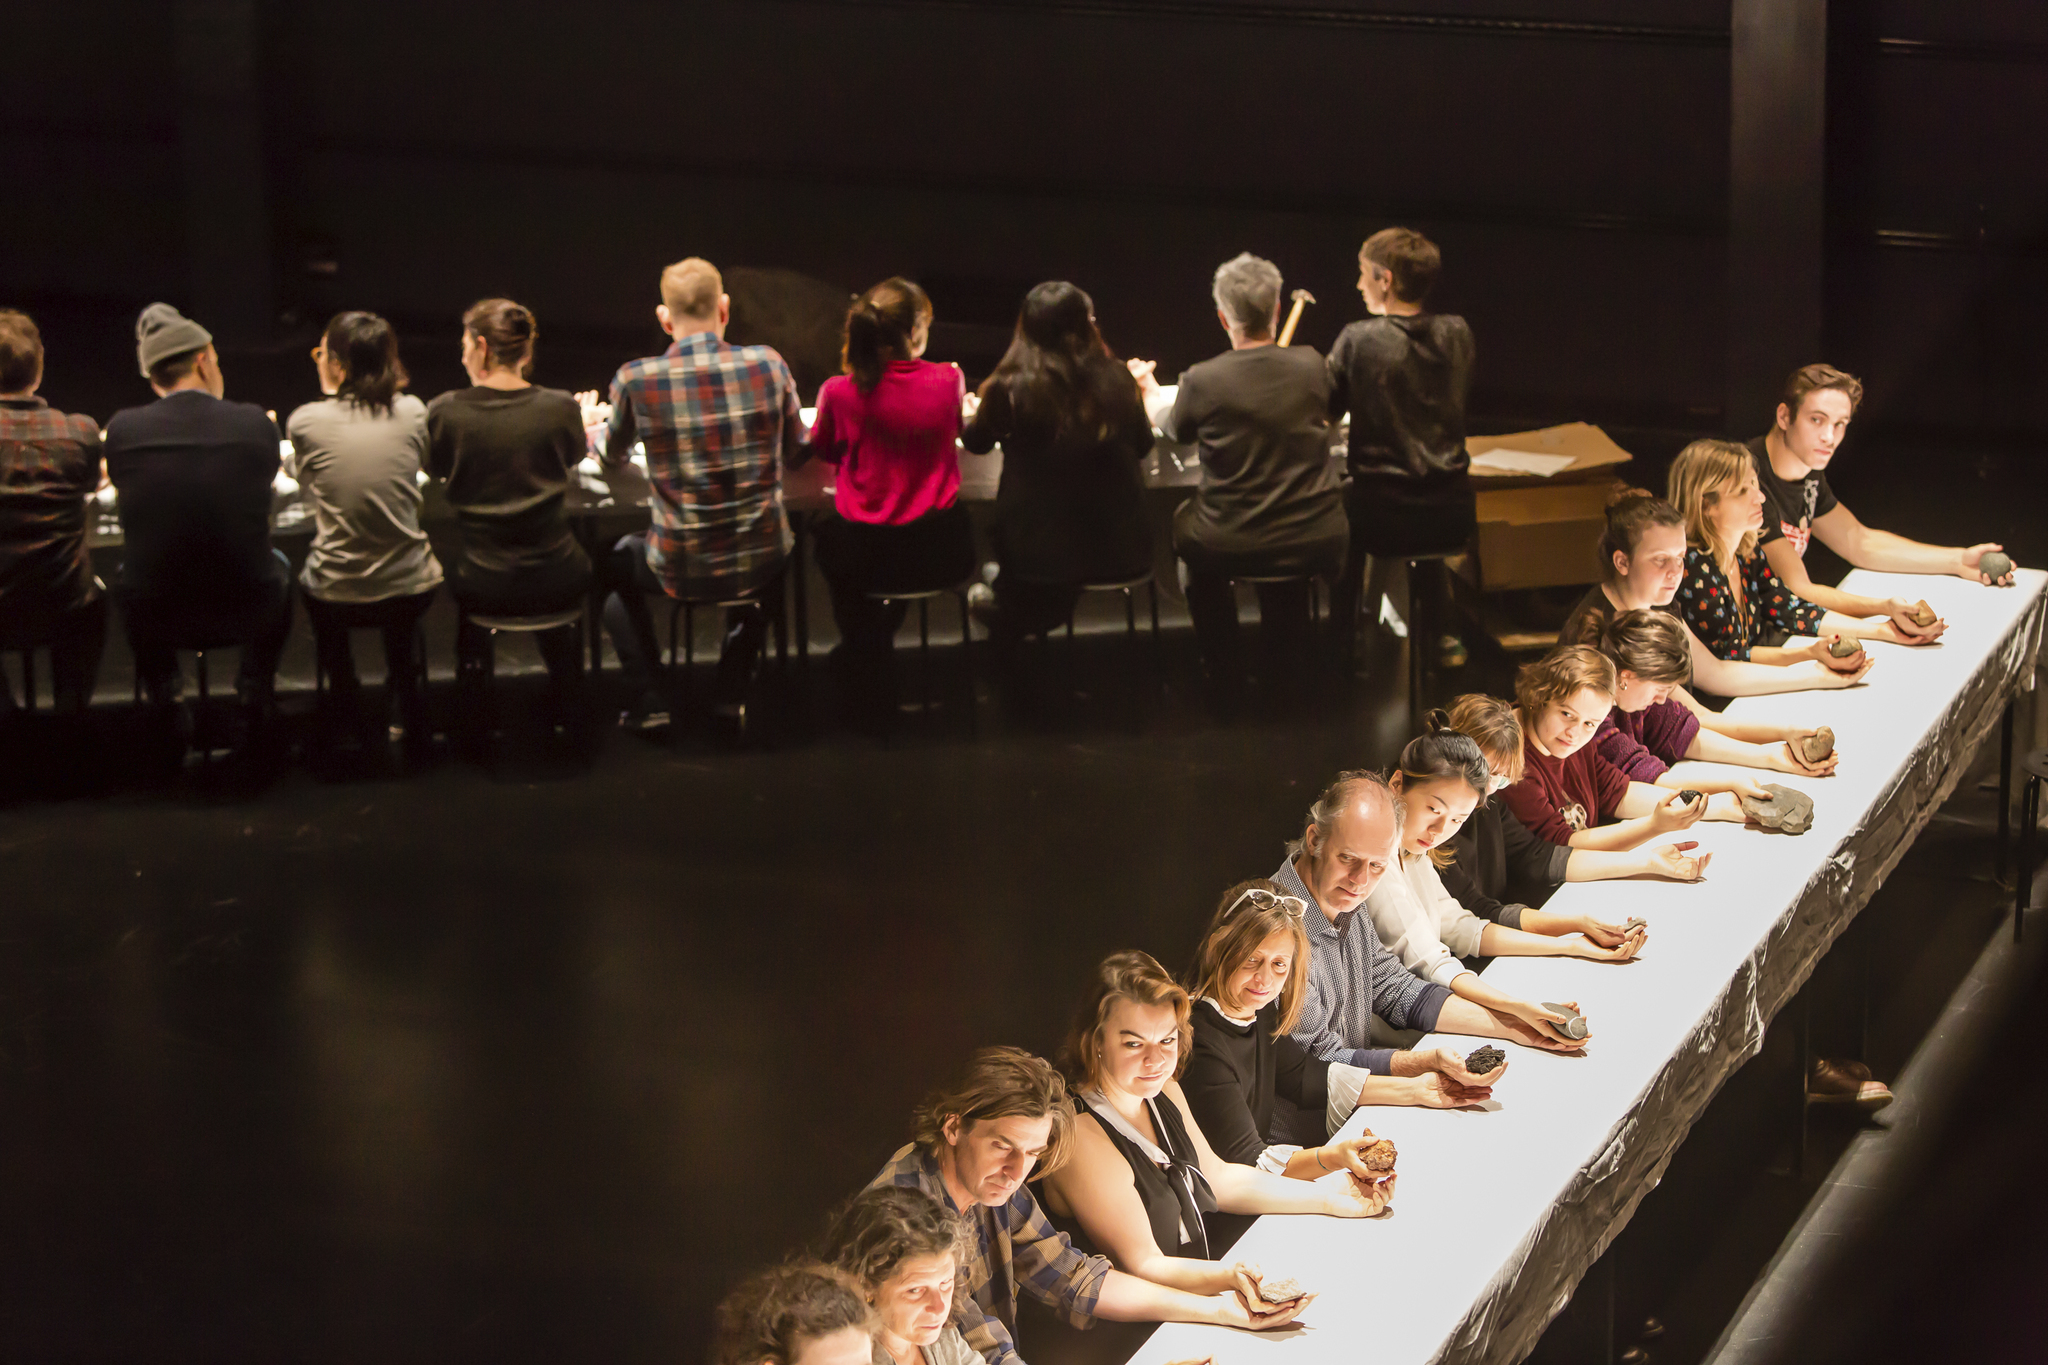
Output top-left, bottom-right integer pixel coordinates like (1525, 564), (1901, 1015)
(1276, 288), (1315, 347)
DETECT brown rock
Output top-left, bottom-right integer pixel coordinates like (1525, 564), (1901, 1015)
(1740, 783), (1815, 834)
(1258, 1275), (1306, 1304)
(1358, 1135), (1398, 1171)
(1800, 726), (1835, 764)
(1828, 636), (1864, 658)
(1909, 600), (1937, 628)
(1465, 1045), (1506, 1076)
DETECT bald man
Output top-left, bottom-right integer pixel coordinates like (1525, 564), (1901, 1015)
(1268, 769), (1580, 1117)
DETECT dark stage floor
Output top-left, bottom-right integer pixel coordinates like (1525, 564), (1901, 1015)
(1, 438), (2041, 1364)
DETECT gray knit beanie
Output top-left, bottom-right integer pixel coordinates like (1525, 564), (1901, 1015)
(136, 303), (214, 378)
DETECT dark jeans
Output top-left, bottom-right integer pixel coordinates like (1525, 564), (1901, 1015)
(119, 549), (294, 710)
(599, 531), (781, 711)
(304, 586), (437, 742)
(1172, 510), (1346, 708)
(1333, 478), (1476, 665)
(812, 505), (976, 724)
(0, 596), (107, 715)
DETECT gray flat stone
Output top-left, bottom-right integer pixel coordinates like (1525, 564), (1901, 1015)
(1741, 783), (1815, 834)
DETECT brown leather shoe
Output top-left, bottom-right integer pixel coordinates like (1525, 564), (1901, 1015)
(1808, 1057), (1894, 1112)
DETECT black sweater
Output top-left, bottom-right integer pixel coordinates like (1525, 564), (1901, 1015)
(1182, 999), (1331, 1166)
(1441, 802), (1572, 927)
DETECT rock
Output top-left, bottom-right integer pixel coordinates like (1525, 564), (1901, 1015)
(1258, 1276), (1306, 1304)
(1624, 917), (1648, 933)
(1465, 1045), (1506, 1076)
(1358, 1136), (1398, 1171)
(1828, 635), (1864, 658)
(1979, 550), (2014, 582)
(1540, 1003), (1590, 1040)
(1909, 600), (1937, 628)
(1740, 783), (1815, 834)
(1677, 789), (1704, 805)
(1800, 726), (1835, 764)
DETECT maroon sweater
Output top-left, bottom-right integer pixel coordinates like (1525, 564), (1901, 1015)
(1503, 731), (1631, 846)
(1594, 699), (1701, 783)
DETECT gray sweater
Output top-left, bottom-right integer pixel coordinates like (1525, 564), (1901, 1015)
(1274, 853), (1451, 1074)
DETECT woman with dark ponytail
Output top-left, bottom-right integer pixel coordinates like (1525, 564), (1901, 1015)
(960, 282), (1154, 651)
(806, 277), (975, 734)
(288, 310), (443, 761)
(1360, 713), (1643, 1045)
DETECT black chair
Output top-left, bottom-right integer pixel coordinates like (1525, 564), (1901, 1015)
(2014, 746), (2048, 944)
(130, 634), (246, 765)
(1021, 571), (1162, 732)
(1383, 549), (1466, 728)
(863, 580), (978, 738)
(313, 621), (433, 749)
(455, 604), (587, 755)
(661, 587), (791, 719)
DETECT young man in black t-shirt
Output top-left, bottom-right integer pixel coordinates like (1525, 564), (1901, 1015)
(1750, 364), (2016, 641)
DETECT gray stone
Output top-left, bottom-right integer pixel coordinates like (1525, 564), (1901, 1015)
(1800, 726), (1835, 764)
(1979, 550), (2014, 582)
(1741, 783), (1815, 834)
(1828, 635), (1864, 658)
(1259, 1276), (1306, 1304)
(1540, 1003), (1590, 1039)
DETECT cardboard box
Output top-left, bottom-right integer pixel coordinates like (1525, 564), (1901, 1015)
(1466, 423), (1634, 590)
(1475, 477), (1627, 591)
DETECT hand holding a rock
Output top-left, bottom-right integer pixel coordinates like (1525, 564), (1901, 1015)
(1885, 597), (1947, 641)
(1778, 727), (1839, 776)
(1961, 544), (2015, 586)
(1649, 789), (1708, 834)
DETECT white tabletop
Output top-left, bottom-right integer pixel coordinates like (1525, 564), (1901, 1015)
(1134, 568), (2046, 1365)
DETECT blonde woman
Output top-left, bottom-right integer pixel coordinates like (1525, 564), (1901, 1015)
(1667, 438), (1900, 666)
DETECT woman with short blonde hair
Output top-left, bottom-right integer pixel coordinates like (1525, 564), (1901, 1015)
(1668, 438), (1901, 668)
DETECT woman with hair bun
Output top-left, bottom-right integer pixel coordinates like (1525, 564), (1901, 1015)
(288, 310), (443, 761)
(1361, 716), (1640, 1045)
(806, 277), (976, 734)
(425, 297), (593, 723)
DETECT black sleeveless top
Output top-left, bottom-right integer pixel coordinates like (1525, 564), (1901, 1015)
(1055, 1096), (1220, 1260)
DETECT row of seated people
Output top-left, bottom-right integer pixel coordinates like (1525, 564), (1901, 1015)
(703, 623), (1938, 1365)
(0, 245), (2015, 758)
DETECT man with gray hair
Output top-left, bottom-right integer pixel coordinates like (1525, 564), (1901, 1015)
(1128, 253), (1347, 717)
(1261, 768), (1580, 1126)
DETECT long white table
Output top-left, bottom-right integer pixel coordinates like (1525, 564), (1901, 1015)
(1133, 568), (2046, 1365)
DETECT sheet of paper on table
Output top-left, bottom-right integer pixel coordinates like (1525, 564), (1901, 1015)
(1468, 447), (1578, 478)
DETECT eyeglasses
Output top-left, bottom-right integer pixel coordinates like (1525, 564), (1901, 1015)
(1486, 774), (1513, 794)
(1225, 887), (1306, 923)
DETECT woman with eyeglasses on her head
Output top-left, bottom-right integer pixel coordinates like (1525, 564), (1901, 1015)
(287, 311), (445, 762)
(820, 1186), (980, 1365)
(1362, 717), (1642, 1038)
(1180, 879), (1495, 1178)
(1037, 951), (1395, 1329)
(1590, 609), (1837, 799)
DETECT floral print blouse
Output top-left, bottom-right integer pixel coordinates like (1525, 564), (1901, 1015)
(1676, 545), (1824, 661)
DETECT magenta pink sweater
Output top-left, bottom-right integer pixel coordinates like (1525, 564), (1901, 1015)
(807, 360), (964, 525)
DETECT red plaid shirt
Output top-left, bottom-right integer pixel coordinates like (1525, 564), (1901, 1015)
(0, 397), (102, 620)
(602, 332), (802, 600)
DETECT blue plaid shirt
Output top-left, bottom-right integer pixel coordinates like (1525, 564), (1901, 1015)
(870, 1142), (1110, 1365)
(602, 332), (802, 599)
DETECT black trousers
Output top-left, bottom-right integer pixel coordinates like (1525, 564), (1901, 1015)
(599, 531), (781, 711)
(119, 550), (294, 710)
(812, 505), (976, 724)
(0, 596), (107, 715)
(1332, 478), (1476, 665)
(1173, 510), (1346, 707)
(304, 586), (437, 740)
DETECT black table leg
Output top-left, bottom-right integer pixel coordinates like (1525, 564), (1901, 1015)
(1997, 698), (2015, 886)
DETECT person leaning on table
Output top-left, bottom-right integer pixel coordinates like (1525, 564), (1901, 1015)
(1561, 485), (1875, 699)
(1035, 950), (1391, 1329)
(820, 1186), (981, 1365)
(1180, 878), (1498, 1180)
(711, 1261), (876, 1365)
(866, 1046), (1295, 1365)
(1272, 767), (1590, 1070)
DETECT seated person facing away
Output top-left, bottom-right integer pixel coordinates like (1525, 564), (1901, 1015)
(1275, 768), (1589, 1060)
(1326, 226), (1477, 668)
(1503, 646), (1747, 852)
(1751, 363), (2014, 629)
(711, 1262), (875, 1365)
(1040, 952), (1389, 1317)
(821, 1186), (982, 1365)
(1438, 694), (1710, 938)
(1369, 718), (1645, 1009)
(1128, 253), (1347, 715)
(1180, 877), (1496, 1177)
(589, 257), (803, 736)
(425, 297), (592, 719)
(1564, 486), (1873, 697)
(806, 277), (975, 736)
(0, 309), (105, 714)
(1668, 439), (1901, 668)
(105, 303), (293, 737)
(962, 281), (1154, 654)
(868, 1046), (1293, 1365)
(287, 310), (443, 760)
(1592, 609), (1837, 800)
